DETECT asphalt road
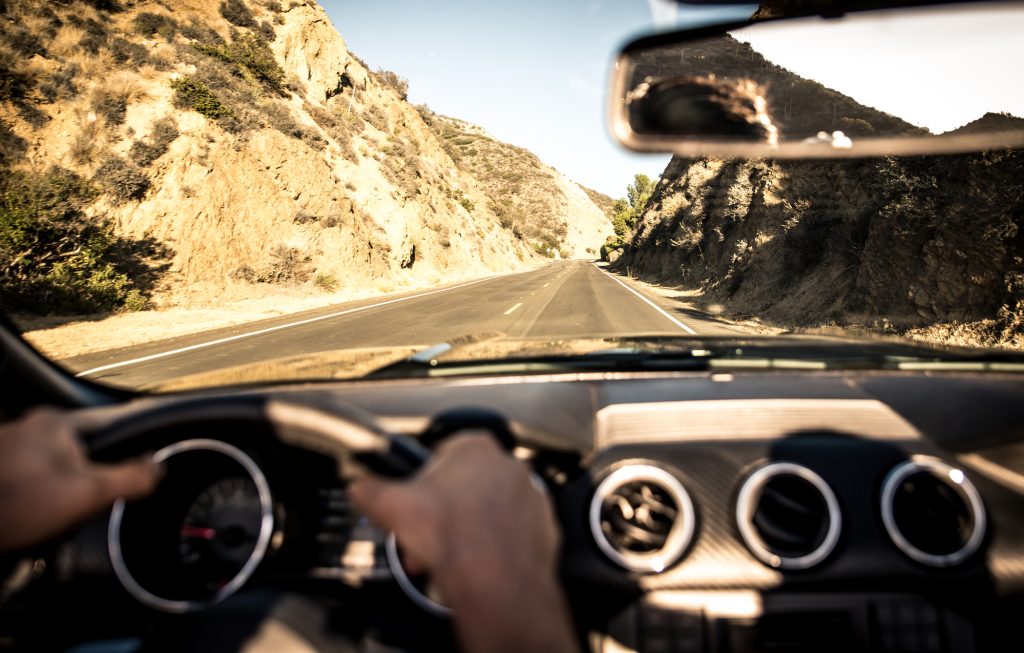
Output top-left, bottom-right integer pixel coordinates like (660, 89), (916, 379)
(65, 260), (751, 387)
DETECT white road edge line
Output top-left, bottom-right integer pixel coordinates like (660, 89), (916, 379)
(592, 263), (698, 335)
(504, 302), (523, 315)
(75, 273), (518, 378)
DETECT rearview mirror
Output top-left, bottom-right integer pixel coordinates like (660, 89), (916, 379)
(609, 2), (1024, 158)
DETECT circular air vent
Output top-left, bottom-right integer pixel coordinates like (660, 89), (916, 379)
(736, 462), (841, 570)
(881, 458), (986, 568)
(589, 465), (695, 573)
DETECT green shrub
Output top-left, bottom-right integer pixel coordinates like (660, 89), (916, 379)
(220, 0), (258, 29)
(171, 76), (234, 119)
(226, 33), (284, 91)
(94, 158), (150, 204)
(194, 32), (284, 93)
(132, 12), (177, 39)
(449, 188), (474, 213)
(0, 168), (157, 314)
(314, 272), (338, 292)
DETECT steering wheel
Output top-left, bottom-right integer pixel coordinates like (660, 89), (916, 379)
(87, 395), (515, 645)
(89, 395), (436, 479)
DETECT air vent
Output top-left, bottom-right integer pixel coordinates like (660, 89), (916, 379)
(736, 462), (841, 570)
(589, 465), (695, 573)
(881, 458), (986, 568)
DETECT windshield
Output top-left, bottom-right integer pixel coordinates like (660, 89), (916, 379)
(1, 0), (1022, 391)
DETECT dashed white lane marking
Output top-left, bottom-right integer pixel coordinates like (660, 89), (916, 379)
(76, 273), (523, 378)
(504, 302), (524, 315)
(543, 283), (550, 288)
(591, 263), (698, 335)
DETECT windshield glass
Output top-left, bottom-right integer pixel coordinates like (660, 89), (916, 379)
(1, 0), (1022, 391)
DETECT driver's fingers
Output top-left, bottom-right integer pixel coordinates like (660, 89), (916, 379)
(350, 476), (436, 573)
(349, 475), (421, 529)
(85, 458), (164, 507)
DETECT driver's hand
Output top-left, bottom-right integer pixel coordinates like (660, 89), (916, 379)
(0, 408), (163, 552)
(351, 432), (578, 653)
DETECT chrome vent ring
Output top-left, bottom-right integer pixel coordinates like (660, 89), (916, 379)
(589, 464), (695, 573)
(881, 457), (986, 568)
(736, 462), (841, 570)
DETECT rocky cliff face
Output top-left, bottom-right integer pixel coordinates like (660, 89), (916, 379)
(615, 152), (1024, 347)
(0, 0), (609, 314)
(424, 114), (614, 258)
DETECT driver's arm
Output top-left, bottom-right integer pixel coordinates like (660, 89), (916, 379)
(351, 433), (580, 653)
(0, 408), (163, 552)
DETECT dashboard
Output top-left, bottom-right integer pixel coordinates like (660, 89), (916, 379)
(5, 369), (1024, 652)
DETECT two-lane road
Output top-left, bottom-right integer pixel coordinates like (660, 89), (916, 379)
(65, 261), (750, 387)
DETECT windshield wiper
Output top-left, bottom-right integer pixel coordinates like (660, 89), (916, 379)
(364, 345), (713, 379)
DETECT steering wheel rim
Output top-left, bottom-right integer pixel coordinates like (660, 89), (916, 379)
(87, 395), (430, 478)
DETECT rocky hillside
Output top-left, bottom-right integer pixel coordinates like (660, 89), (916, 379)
(614, 152), (1024, 347)
(0, 0), (610, 317)
(422, 112), (613, 258)
(614, 18), (1024, 349)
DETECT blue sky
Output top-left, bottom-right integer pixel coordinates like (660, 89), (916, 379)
(319, 1), (751, 198)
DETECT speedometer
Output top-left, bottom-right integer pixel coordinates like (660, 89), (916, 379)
(108, 440), (274, 613)
(178, 477), (265, 592)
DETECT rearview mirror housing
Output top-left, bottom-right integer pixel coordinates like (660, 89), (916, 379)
(609, 2), (1024, 158)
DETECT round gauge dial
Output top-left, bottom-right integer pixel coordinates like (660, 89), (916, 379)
(178, 477), (265, 592)
(109, 439), (274, 613)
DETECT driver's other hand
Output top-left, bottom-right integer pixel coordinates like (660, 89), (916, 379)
(350, 432), (558, 582)
(351, 432), (579, 653)
(0, 407), (163, 552)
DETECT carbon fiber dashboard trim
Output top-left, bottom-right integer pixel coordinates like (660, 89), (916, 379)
(595, 399), (920, 448)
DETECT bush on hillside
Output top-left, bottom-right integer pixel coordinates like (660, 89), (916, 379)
(132, 12), (178, 39)
(129, 116), (179, 167)
(374, 69), (408, 100)
(261, 101), (324, 148)
(0, 58), (34, 103)
(0, 168), (163, 314)
(195, 32), (285, 93)
(69, 16), (109, 53)
(90, 87), (127, 125)
(314, 272), (338, 292)
(180, 19), (225, 46)
(0, 119), (27, 166)
(39, 63), (80, 102)
(171, 76), (234, 120)
(2, 25), (46, 57)
(94, 158), (150, 204)
(220, 0), (258, 30)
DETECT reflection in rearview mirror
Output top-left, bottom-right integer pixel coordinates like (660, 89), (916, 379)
(612, 2), (1024, 158)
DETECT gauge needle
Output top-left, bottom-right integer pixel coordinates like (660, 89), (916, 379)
(180, 525), (217, 540)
